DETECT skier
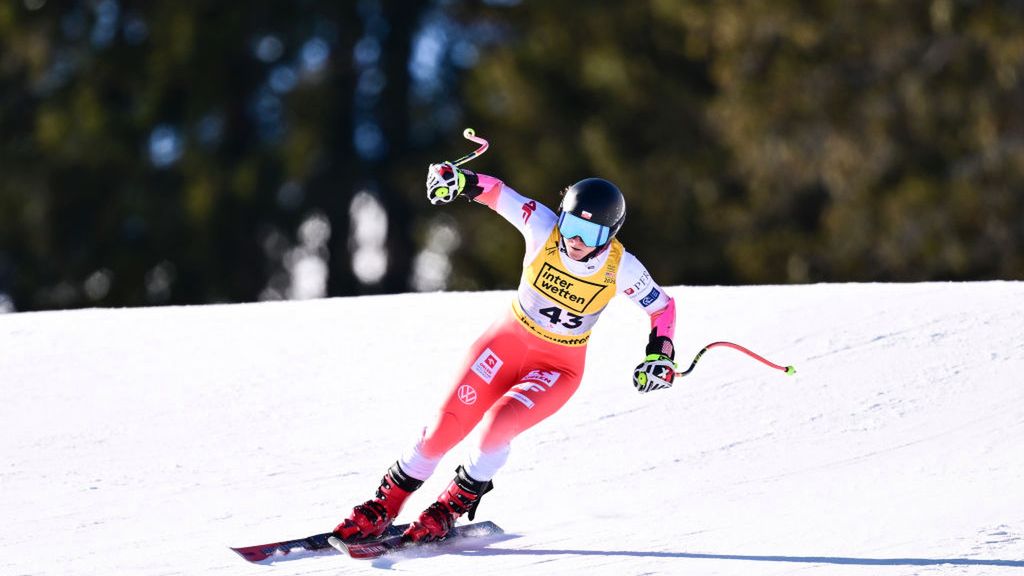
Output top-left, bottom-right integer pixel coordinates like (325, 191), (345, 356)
(333, 161), (678, 544)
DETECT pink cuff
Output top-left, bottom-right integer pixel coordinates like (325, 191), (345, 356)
(650, 297), (676, 341)
(472, 174), (504, 208)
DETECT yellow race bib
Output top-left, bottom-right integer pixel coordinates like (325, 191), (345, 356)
(512, 228), (622, 346)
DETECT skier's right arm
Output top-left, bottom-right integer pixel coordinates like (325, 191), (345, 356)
(425, 161), (555, 251)
(426, 161), (493, 205)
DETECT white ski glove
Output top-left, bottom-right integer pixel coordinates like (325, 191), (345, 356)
(426, 162), (481, 205)
(632, 332), (676, 393)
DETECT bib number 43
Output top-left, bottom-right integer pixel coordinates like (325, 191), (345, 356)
(538, 306), (584, 329)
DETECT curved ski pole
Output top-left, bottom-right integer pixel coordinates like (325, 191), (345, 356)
(676, 341), (796, 378)
(451, 128), (490, 167)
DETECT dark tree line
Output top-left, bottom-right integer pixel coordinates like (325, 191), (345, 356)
(1, 1), (1021, 312)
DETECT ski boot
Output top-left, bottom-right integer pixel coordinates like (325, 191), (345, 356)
(333, 462), (423, 541)
(402, 465), (493, 543)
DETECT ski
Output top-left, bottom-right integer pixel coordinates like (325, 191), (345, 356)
(328, 520), (504, 559)
(230, 530), (346, 563)
(230, 521), (503, 563)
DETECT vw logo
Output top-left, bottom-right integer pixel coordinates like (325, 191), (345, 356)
(457, 384), (477, 405)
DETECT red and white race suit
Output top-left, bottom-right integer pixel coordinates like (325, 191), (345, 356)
(400, 174), (676, 482)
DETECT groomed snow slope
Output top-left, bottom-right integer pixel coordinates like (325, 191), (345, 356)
(2, 282), (1023, 576)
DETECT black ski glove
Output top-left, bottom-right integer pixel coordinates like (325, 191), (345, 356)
(633, 329), (676, 393)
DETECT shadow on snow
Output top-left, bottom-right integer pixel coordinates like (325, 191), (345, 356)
(460, 545), (1024, 568)
(365, 532), (1023, 569)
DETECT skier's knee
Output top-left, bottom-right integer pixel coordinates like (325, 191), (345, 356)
(478, 404), (522, 451)
(420, 410), (468, 456)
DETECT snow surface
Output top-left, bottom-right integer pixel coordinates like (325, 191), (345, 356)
(2, 282), (1023, 576)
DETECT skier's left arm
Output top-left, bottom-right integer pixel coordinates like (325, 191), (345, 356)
(618, 252), (677, 394)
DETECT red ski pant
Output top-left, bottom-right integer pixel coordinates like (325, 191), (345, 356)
(419, 311), (587, 458)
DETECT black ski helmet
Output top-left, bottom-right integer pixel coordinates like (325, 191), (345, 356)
(557, 178), (626, 248)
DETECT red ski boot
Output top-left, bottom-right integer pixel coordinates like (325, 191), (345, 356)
(333, 462), (423, 541)
(402, 466), (493, 543)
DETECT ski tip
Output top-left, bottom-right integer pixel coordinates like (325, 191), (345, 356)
(230, 546), (272, 563)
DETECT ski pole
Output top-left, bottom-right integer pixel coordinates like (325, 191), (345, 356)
(676, 341), (796, 378)
(451, 128), (489, 167)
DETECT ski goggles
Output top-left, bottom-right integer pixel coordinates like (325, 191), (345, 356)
(557, 211), (611, 247)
